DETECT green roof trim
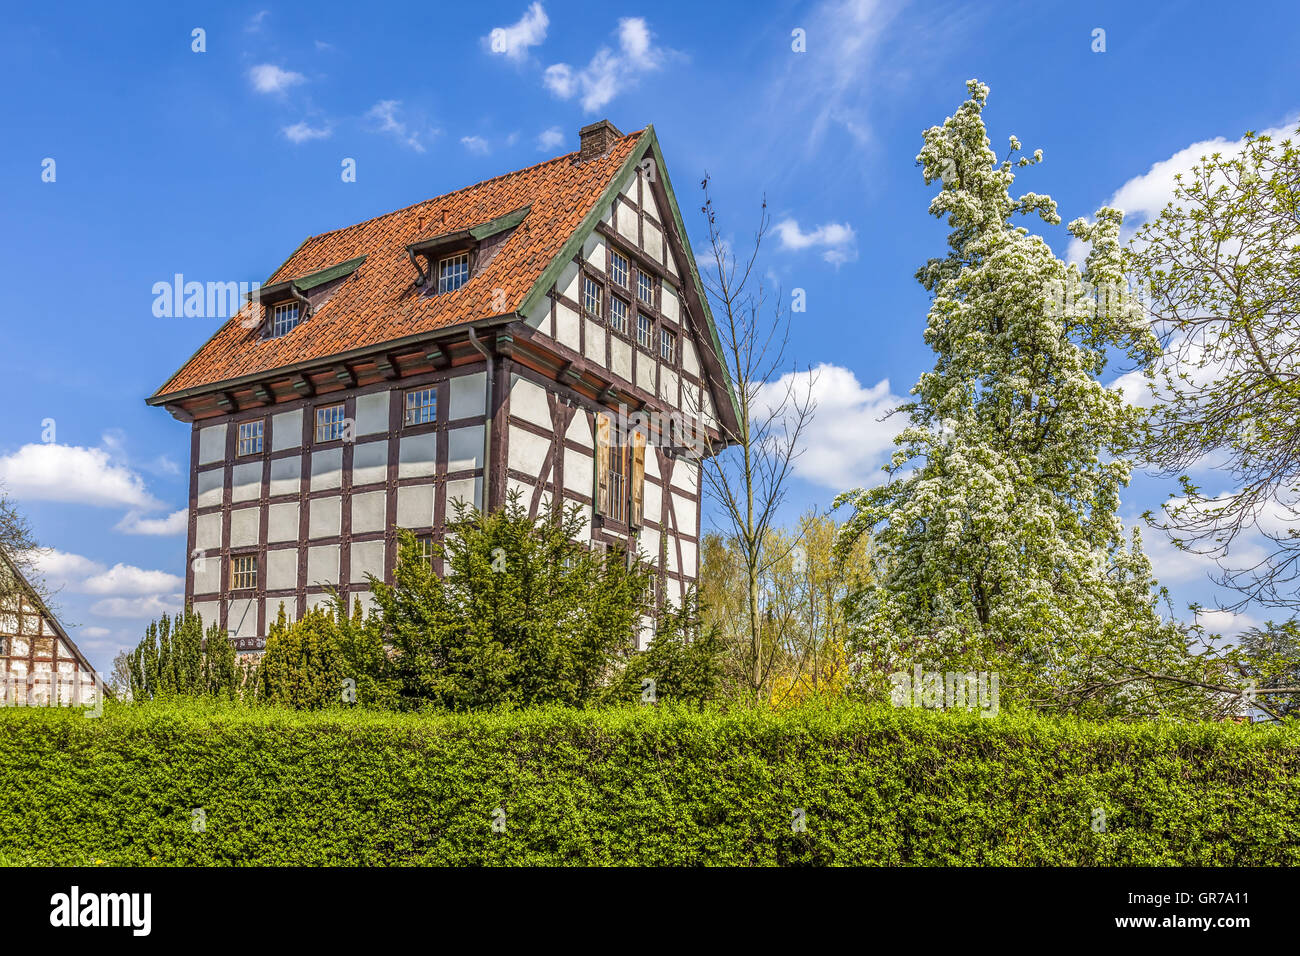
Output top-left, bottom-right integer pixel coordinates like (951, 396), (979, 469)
(293, 254), (368, 292)
(469, 204), (531, 240)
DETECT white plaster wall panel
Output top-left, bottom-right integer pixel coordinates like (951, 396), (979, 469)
(672, 493), (697, 538)
(620, 171), (636, 198)
(198, 424), (226, 465)
(642, 182), (664, 222)
(585, 320), (605, 364)
(617, 201), (638, 243)
(601, 203), (615, 227)
(683, 338), (701, 377)
(399, 433), (438, 479)
(449, 371), (487, 420)
(445, 477), (482, 511)
(643, 480), (662, 526)
(555, 300), (580, 351)
(397, 484), (435, 528)
(447, 424), (484, 473)
(665, 249), (678, 278)
(682, 382), (702, 422)
(508, 477), (549, 512)
(662, 285), (680, 323)
(271, 409), (302, 451)
(510, 375), (552, 429)
(351, 491), (387, 534)
(583, 233), (606, 270)
(673, 458), (699, 494)
(509, 425), (550, 477)
(611, 337), (632, 383)
(269, 456), (300, 497)
(195, 512), (221, 551)
(353, 440), (387, 486)
(193, 601), (219, 626)
(644, 220), (663, 263)
(265, 598), (298, 626)
(645, 448), (660, 481)
(521, 294), (548, 330)
(229, 507), (260, 548)
(570, 502), (593, 539)
(193, 555), (220, 595)
(267, 502), (299, 543)
(350, 540), (385, 584)
(307, 544), (340, 589)
(665, 535), (679, 573)
(636, 351), (656, 391)
(266, 548), (298, 591)
(311, 448), (343, 491)
(309, 496), (342, 540)
(703, 389), (718, 431)
(355, 391), (390, 436)
(637, 616), (654, 651)
(197, 468), (223, 508)
(563, 448), (593, 495)
(638, 526), (660, 564)
(306, 592), (333, 614)
(566, 412), (593, 448)
(660, 368), (679, 406)
(680, 540), (698, 580)
(230, 461), (262, 503)
(227, 598), (257, 639)
(558, 261), (580, 302)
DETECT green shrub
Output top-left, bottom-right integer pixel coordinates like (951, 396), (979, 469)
(0, 701), (1295, 866)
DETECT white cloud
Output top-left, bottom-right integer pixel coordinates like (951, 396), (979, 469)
(774, 218), (858, 265)
(81, 564), (184, 597)
(1194, 608), (1260, 639)
(283, 121), (332, 144)
(544, 17), (670, 112)
(30, 549), (103, 588)
(248, 64), (306, 95)
(537, 126), (565, 151)
(367, 100), (435, 152)
(1067, 121), (1297, 264)
(79, 626), (111, 639)
(460, 135), (491, 155)
(0, 442), (163, 510)
(757, 363), (903, 490)
(485, 2), (549, 61)
(115, 508), (187, 536)
(245, 10), (270, 33)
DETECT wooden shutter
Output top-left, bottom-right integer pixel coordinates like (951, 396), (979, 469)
(595, 413), (611, 514)
(630, 429), (647, 526)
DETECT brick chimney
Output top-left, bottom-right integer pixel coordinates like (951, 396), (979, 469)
(577, 119), (623, 162)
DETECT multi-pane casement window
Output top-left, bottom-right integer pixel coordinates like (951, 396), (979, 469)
(437, 253), (470, 294)
(237, 420), (264, 456)
(404, 387), (437, 426)
(637, 272), (654, 306)
(415, 534), (436, 568)
(315, 403), (346, 443)
(582, 275), (602, 317)
(637, 313), (654, 350)
(610, 295), (629, 335)
(610, 250), (629, 288)
(230, 555), (257, 591)
(271, 301), (301, 337)
(595, 415), (647, 527)
(660, 328), (677, 364)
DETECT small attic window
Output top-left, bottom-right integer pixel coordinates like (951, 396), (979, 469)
(437, 253), (470, 294)
(271, 301), (301, 337)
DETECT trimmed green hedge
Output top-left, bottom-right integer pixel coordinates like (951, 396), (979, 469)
(1, 702), (1296, 865)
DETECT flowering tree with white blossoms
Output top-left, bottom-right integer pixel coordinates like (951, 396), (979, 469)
(835, 81), (1228, 718)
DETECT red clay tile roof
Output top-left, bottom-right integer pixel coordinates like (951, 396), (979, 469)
(151, 130), (646, 400)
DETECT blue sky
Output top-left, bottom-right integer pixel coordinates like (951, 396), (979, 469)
(2, 0), (1297, 673)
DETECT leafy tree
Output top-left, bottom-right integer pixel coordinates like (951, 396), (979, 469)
(125, 608), (240, 700)
(1235, 620), (1300, 718)
(367, 494), (651, 710)
(1126, 125), (1300, 612)
(604, 592), (724, 707)
(254, 604), (345, 709)
(833, 80), (1217, 718)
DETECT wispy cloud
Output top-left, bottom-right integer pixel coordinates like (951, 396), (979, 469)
(537, 126), (565, 151)
(485, 2), (549, 61)
(774, 217), (858, 265)
(245, 10), (270, 33)
(248, 64), (306, 95)
(460, 135), (491, 155)
(29, 549), (184, 621)
(366, 100), (436, 152)
(115, 508), (187, 536)
(544, 17), (671, 112)
(283, 121), (332, 144)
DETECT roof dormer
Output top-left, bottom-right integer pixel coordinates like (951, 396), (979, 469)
(406, 204), (530, 294)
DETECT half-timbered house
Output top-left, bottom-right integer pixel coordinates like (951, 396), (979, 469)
(0, 550), (102, 707)
(147, 121), (739, 653)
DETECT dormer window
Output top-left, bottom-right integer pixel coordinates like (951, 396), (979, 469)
(271, 301), (301, 337)
(437, 253), (470, 294)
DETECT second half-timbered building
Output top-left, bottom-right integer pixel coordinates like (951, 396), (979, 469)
(147, 121), (739, 654)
